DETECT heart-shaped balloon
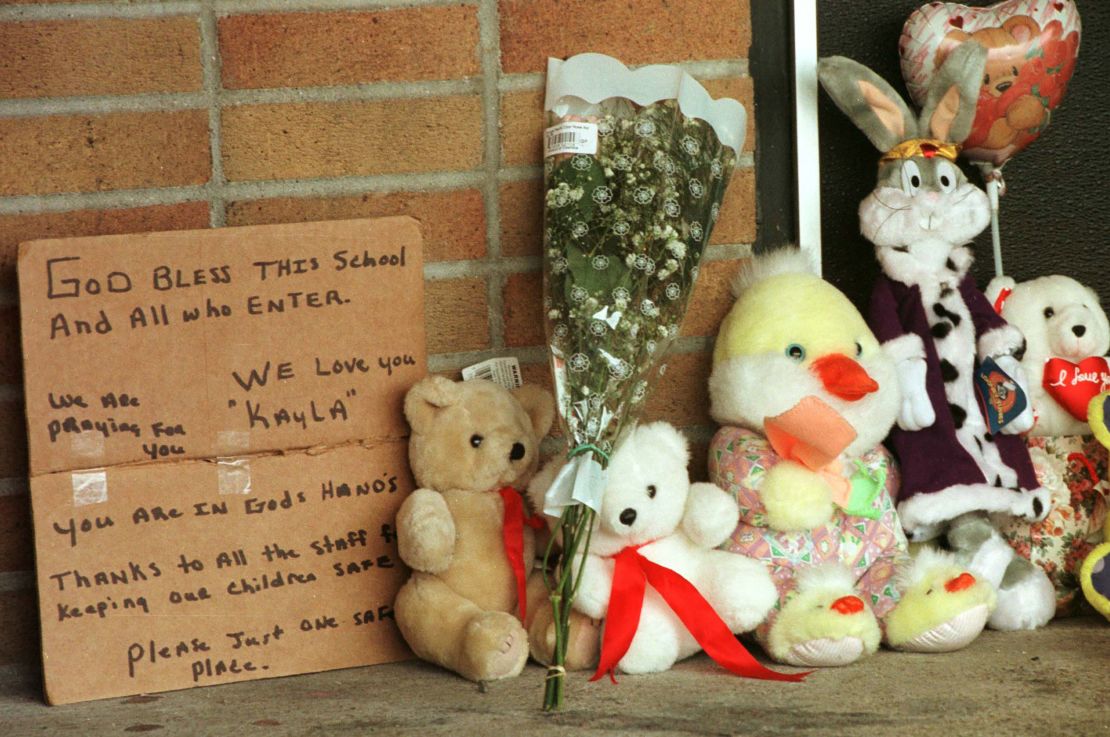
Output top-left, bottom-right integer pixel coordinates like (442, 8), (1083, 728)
(1043, 356), (1110, 421)
(901, 0), (1081, 168)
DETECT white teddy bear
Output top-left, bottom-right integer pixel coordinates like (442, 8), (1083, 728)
(530, 421), (781, 677)
(984, 274), (1110, 616)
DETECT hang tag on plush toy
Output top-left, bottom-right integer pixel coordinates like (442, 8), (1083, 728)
(974, 356), (1028, 433)
(1042, 356), (1110, 421)
(462, 357), (523, 390)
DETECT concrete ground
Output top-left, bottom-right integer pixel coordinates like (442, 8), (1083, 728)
(1, 617), (1106, 736)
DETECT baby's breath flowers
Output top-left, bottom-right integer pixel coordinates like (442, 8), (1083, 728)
(540, 94), (737, 710)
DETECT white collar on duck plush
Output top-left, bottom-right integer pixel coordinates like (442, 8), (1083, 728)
(876, 241), (973, 288)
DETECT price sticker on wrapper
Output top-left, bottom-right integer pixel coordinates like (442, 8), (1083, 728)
(543, 122), (598, 158)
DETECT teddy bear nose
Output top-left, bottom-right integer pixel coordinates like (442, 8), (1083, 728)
(996, 81), (1012, 93)
(619, 508), (637, 526)
(509, 442), (526, 461)
(1073, 324), (1087, 337)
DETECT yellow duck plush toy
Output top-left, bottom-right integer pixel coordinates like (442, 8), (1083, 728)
(707, 249), (996, 666)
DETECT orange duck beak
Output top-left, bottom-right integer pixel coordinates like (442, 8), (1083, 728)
(811, 353), (878, 402)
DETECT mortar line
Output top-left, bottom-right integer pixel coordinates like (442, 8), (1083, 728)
(428, 334), (710, 374)
(424, 256), (540, 281)
(212, 0), (476, 15)
(0, 0), (470, 22)
(0, 2), (201, 21)
(0, 80), (482, 121)
(0, 93), (208, 119)
(199, 3), (226, 227)
(476, 0), (505, 351)
(0, 171), (488, 215)
(497, 59), (750, 94)
(428, 345), (548, 373)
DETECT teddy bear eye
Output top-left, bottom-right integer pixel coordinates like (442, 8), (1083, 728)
(470, 434), (483, 448)
(786, 344), (806, 361)
(983, 73), (990, 85)
(855, 341), (863, 358)
(1044, 307), (1055, 319)
(646, 484), (657, 499)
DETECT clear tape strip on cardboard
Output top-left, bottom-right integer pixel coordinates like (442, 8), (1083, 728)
(217, 430), (252, 496)
(70, 433), (107, 505)
(59, 433), (405, 507)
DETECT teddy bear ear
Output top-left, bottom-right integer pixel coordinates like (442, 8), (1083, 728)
(403, 376), (461, 432)
(513, 384), (555, 439)
(635, 421), (689, 465)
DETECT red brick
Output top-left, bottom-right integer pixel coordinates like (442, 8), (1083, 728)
(221, 97), (482, 181)
(710, 168), (755, 245)
(0, 494), (32, 573)
(426, 278), (489, 354)
(0, 203), (210, 290)
(219, 7), (479, 90)
(503, 271), (545, 348)
(0, 18), (201, 99)
(644, 350), (712, 427)
(225, 190), (486, 263)
(681, 258), (744, 338)
(0, 399), (27, 478)
(500, 0), (750, 74)
(0, 111), (211, 196)
(499, 179), (544, 259)
(500, 90), (543, 168)
(0, 589), (38, 667)
(519, 361), (554, 396)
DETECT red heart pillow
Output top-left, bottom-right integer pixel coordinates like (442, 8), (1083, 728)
(1043, 357), (1110, 421)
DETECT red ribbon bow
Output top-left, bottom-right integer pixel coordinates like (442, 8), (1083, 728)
(592, 545), (808, 683)
(498, 487), (546, 622)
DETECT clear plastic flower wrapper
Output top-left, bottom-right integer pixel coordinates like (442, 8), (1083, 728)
(539, 52), (746, 709)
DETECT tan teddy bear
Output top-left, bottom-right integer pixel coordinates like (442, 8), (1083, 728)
(394, 376), (597, 682)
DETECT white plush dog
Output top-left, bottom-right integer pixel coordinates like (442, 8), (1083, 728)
(531, 422), (777, 675)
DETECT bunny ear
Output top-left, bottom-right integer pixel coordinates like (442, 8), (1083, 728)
(919, 41), (987, 144)
(818, 56), (918, 152)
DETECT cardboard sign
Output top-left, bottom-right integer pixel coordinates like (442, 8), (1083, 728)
(18, 217), (426, 704)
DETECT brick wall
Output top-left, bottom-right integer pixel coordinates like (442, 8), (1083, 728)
(0, 0), (755, 668)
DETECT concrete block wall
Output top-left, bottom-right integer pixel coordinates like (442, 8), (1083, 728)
(0, 0), (755, 668)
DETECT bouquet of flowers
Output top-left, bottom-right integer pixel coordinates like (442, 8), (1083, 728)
(539, 53), (746, 710)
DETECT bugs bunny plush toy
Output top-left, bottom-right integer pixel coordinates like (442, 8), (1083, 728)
(819, 43), (1055, 630)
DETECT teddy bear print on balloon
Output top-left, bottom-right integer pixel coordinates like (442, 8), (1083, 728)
(818, 41), (1056, 631)
(707, 250), (995, 667)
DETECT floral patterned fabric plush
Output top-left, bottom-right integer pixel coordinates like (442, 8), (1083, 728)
(997, 435), (1110, 615)
(708, 426), (910, 639)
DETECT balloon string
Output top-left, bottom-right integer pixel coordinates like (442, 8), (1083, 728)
(987, 177), (1003, 279)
